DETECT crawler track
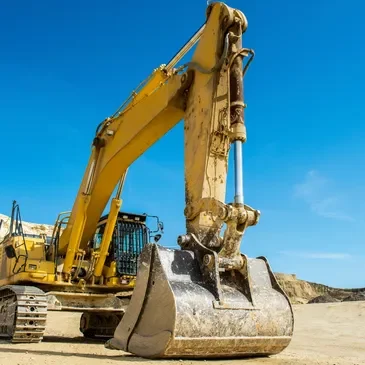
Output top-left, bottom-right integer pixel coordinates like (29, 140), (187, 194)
(0, 285), (47, 343)
(80, 312), (123, 339)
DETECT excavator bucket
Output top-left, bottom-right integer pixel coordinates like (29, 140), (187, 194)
(106, 243), (294, 359)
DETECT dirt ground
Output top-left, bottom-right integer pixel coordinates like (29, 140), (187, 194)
(0, 301), (364, 365)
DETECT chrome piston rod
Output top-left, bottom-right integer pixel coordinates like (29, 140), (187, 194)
(230, 32), (245, 206)
(234, 140), (244, 205)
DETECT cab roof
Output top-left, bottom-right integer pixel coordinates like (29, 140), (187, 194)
(98, 211), (147, 224)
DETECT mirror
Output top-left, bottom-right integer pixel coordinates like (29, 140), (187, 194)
(5, 245), (17, 259)
(154, 234), (162, 243)
(159, 222), (164, 232)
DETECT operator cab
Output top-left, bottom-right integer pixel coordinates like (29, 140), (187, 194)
(92, 212), (163, 276)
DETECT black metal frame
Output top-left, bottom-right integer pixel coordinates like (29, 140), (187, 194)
(111, 220), (149, 276)
(8, 201), (28, 274)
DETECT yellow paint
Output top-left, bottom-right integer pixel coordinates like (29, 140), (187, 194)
(94, 197), (121, 277)
(0, 235), (56, 286)
(1, 2), (252, 305)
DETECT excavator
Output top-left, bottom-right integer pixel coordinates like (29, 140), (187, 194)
(0, 1), (294, 360)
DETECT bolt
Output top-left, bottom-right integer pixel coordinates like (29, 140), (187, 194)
(203, 254), (212, 266)
(177, 234), (191, 247)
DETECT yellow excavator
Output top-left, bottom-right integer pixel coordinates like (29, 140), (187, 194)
(0, 1), (294, 359)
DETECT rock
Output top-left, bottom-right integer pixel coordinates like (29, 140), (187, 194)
(308, 295), (339, 304)
(342, 292), (365, 302)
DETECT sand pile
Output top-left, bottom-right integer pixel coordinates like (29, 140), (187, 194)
(0, 213), (54, 242)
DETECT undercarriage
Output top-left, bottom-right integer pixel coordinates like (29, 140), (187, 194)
(0, 285), (130, 343)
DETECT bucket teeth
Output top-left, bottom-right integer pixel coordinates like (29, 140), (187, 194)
(106, 243), (294, 359)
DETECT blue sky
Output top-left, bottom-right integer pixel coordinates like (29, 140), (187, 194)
(1, 0), (364, 288)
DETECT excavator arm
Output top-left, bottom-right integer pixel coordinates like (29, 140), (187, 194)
(59, 2), (255, 275)
(55, 1), (293, 359)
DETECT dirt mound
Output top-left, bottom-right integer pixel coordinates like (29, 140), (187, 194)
(275, 273), (318, 304)
(274, 273), (365, 304)
(342, 292), (365, 302)
(0, 213), (55, 242)
(308, 294), (339, 304)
